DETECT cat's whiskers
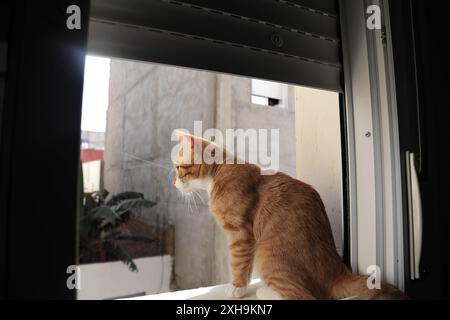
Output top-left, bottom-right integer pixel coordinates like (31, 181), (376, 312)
(113, 150), (173, 171)
(167, 168), (175, 186)
(182, 192), (192, 216)
(189, 193), (197, 216)
(174, 187), (205, 216)
(193, 190), (206, 205)
(190, 191), (200, 215)
(107, 149), (209, 217)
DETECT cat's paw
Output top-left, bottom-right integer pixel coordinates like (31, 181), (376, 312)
(225, 284), (248, 298)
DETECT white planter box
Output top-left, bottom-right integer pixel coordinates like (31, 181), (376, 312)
(77, 255), (172, 300)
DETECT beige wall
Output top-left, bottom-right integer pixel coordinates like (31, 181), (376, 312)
(295, 87), (343, 256)
(216, 75), (297, 176)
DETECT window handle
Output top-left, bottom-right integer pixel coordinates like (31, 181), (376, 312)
(406, 151), (423, 280)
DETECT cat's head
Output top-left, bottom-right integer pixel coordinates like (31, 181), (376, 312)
(172, 133), (218, 193)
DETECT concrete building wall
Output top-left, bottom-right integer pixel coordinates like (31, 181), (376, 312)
(216, 75), (297, 177)
(105, 59), (218, 290)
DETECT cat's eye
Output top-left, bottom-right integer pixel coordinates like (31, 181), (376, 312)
(176, 164), (193, 170)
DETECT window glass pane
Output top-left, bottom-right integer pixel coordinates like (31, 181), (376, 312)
(78, 56), (343, 300)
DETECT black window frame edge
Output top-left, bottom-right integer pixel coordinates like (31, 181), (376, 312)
(0, 0), (90, 299)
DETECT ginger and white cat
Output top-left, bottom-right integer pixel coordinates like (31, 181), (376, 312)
(173, 133), (406, 300)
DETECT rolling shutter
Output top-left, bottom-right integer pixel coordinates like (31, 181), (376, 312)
(89, 0), (343, 91)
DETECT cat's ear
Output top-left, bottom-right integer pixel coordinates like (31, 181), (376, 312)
(186, 136), (196, 150)
(176, 132), (195, 149)
(174, 130), (186, 141)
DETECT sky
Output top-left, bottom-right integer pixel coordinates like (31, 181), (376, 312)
(81, 56), (111, 133)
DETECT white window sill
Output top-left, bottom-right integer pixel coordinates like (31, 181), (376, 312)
(125, 278), (264, 300)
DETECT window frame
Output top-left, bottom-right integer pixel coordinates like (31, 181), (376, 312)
(339, 0), (405, 290)
(0, 0), (411, 299)
(0, 0), (90, 299)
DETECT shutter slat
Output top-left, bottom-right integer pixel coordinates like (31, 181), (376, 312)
(167, 0), (340, 41)
(283, 0), (339, 16)
(88, 21), (343, 91)
(89, 0), (343, 92)
(90, 0), (341, 66)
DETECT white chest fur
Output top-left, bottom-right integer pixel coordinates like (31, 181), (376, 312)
(191, 176), (213, 196)
(175, 176), (213, 196)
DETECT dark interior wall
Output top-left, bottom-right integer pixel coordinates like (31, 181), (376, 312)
(389, 0), (450, 299)
(0, 2), (10, 299)
(0, 4), (8, 106)
(412, 0), (450, 299)
(0, 1), (89, 299)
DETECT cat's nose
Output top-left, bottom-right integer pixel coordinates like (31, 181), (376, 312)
(172, 176), (177, 186)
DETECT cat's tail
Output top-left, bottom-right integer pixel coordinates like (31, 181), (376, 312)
(328, 274), (408, 300)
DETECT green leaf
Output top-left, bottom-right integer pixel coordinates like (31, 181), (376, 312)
(112, 199), (156, 216)
(78, 188), (158, 271)
(79, 217), (95, 238)
(84, 196), (96, 214)
(91, 206), (120, 226)
(92, 189), (109, 204)
(103, 241), (138, 272)
(106, 191), (145, 206)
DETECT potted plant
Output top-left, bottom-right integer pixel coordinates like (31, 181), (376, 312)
(79, 189), (156, 272)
